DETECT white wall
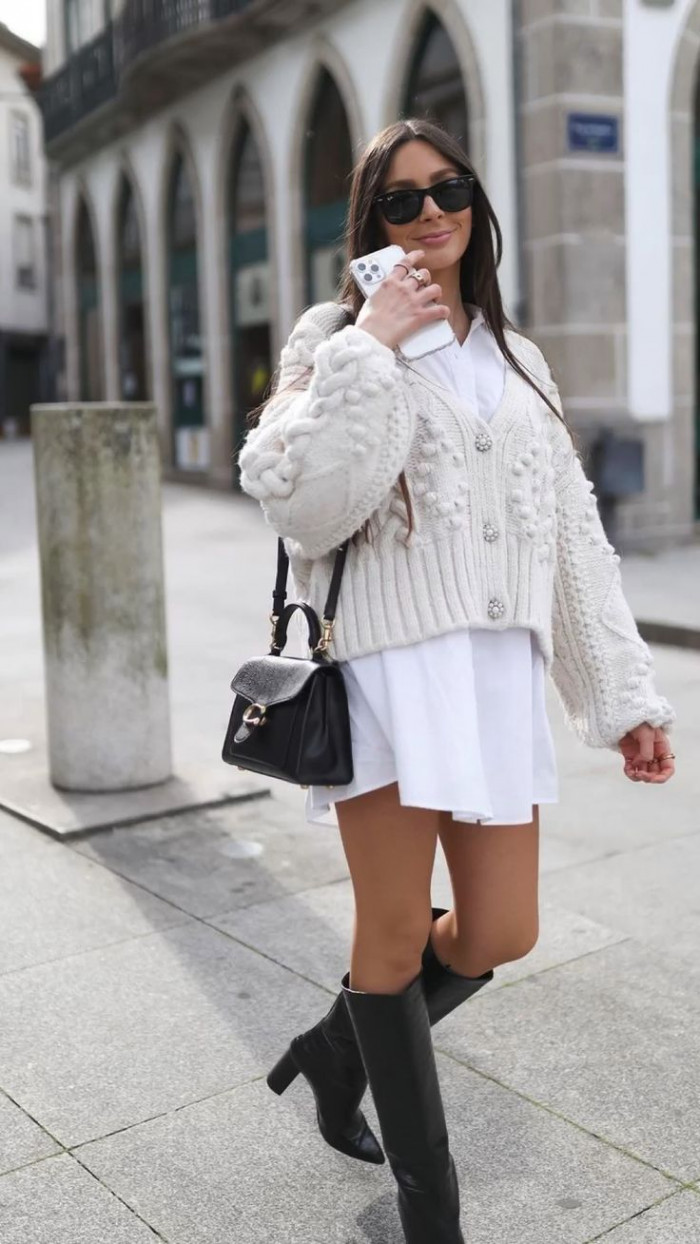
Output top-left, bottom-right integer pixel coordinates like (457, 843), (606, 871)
(624, 0), (695, 420)
(0, 44), (47, 336)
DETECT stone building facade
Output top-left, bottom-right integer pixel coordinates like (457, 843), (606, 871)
(0, 24), (48, 438)
(38, 0), (700, 549)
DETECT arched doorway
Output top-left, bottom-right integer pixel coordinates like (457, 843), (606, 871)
(76, 197), (102, 400)
(117, 175), (147, 402)
(167, 151), (207, 471)
(304, 68), (353, 303)
(402, 10), (469, 147)
(227, 119), (271, 487)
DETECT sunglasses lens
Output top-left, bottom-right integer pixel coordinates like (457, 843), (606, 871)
(381, 193), (422, 225)
(434, 179), (474, 211)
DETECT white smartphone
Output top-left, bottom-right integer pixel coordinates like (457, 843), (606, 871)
(348, 244), (455, 360)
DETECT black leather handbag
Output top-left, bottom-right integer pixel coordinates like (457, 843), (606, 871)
(222, 536), (353, 788)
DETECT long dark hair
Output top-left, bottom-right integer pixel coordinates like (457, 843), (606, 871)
(246, 117), (575, 540)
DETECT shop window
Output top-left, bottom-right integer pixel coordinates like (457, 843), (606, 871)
(10, 112), (31, 186)
(15, 216), (36, 290)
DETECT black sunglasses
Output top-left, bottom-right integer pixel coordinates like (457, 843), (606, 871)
(373, 175), (476, 225)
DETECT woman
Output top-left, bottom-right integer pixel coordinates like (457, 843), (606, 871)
(239, 118), (676, 1244)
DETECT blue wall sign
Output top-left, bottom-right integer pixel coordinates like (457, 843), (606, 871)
(567, 113), (620, 155)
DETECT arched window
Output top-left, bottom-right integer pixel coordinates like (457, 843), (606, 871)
(228, 120), (271, 487)
(117, 176), (147, 401)
(403, 12), (468, 147)
(304, 69), (352, 302)
(76, 197), (103, 400)
(167, 152), (207, 470)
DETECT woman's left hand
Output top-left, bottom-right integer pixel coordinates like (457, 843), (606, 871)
(617, 724), (676, 783)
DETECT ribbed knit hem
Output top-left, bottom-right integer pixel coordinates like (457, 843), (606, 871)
(304, 528), (555, 669)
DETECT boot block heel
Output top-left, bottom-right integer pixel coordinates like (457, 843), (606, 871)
(267, 1048), (299, 1095)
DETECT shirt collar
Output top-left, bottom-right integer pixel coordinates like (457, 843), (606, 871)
(464, 303), (485, 332)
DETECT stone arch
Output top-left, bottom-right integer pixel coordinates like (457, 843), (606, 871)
(288, 38), (366, 312)
(111, 153), (152, 401)
(382, 0), (486, 177)
(670, 6), (700, 520)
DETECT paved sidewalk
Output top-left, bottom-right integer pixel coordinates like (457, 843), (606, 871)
(1, 440), (699, 1242)
(621, 543), (700, 647)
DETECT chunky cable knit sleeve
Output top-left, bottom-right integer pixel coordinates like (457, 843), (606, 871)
(544, 379), (676, 751)
(238, 304), (415, 559)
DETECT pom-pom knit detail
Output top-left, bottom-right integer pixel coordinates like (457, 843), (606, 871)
(239, 301), (676, 752)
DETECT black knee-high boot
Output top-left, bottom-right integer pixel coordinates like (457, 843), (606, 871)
(342, 969), (465, 1244)
(266, 907), (492, 1164)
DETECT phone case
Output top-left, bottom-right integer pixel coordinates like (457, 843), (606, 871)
(348, 245), (455, 360)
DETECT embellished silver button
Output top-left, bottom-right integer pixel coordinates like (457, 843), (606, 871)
(487, 598), (505, 619)
(483, 522), (499, 543)
(475, 432), (493, 452)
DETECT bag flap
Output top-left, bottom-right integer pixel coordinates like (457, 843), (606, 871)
(231, 654), (324, 707)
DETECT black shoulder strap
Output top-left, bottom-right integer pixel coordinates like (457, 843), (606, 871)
(273, 537), (349, 622)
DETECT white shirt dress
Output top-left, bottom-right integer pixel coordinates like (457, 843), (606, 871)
(305, 305), (560, 828)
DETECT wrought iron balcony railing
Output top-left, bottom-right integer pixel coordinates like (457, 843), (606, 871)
(114, 0), (255, 75)
(39, 0), (343, 155)
(40, 24), (117, 145)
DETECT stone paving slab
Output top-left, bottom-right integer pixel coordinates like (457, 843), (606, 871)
(598, 1189), (700, 1241)
(0, 748), (267, 838)
(541, 762), (698, 856)
(213, 877), (627, 996)
(0, 809), (56, 857)
(621, 543), (700, 635)
(71, 798), (350, 919)
(0, 1153), (160, 1244)
(74, 1055), (676, 1244)
(0, 920), (328, 1149)
(0, 1093), (60, 1176)
(435, 936), (700, 1183)
(0, 812), (188, 976)
(540, 829), (700, 974)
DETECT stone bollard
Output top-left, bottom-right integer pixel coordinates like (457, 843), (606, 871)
(31, 403), (172, 791)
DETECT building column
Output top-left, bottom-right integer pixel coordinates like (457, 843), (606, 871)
(517, 0), (626, 420)
(60, 178), (80, 404)
(516, 0), (684, 548)
(133, 138), (173, 467)
(96, 173), (121, 402)
(198, 136), (234, 488)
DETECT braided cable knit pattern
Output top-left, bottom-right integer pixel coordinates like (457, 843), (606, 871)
(238, 302), (675, 752)
(544, 377), (676, 749)
(239, 313), (414, 559)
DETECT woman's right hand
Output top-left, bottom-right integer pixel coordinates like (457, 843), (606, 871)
(354, 249), (451, 351)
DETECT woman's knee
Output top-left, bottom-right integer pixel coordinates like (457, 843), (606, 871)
(353, 905), (433, 977)
(482, 925), (539, 968)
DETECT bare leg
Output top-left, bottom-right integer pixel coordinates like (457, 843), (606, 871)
(431, 806), (541, 978)
(336, 781), (440, 994)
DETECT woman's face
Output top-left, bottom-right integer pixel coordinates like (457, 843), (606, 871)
(376, 139), (473, 276)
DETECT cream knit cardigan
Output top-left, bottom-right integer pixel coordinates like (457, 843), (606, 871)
(239, 301), (675, 751)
